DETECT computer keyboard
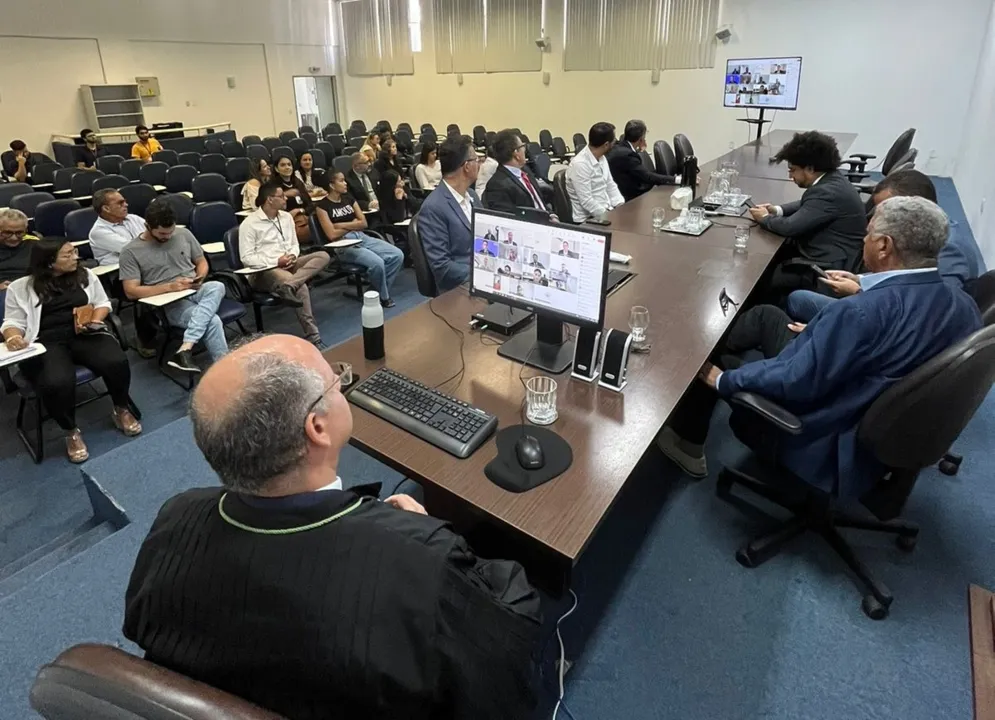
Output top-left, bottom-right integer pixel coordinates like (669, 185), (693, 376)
(347, 368), (498, 458)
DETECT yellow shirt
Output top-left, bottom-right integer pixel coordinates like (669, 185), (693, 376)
(131, 138), (163, 162)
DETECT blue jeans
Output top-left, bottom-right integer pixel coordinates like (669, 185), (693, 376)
(786, 289), (835, 323)
(340, 232), (404, 300)
(163, 281), (229, 361)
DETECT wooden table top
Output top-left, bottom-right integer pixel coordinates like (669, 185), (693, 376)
(708, 130), (858, 182)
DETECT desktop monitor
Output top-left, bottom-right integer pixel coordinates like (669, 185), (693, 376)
(723, 56), (802, 110)
(470, 208), (611, 373)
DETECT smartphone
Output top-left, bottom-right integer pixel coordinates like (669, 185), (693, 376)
(744, 198), (757, 208)
(811, 265), (829, 279)
(586, 218), (612, 226)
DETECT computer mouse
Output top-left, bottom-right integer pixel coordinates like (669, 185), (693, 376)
(515, 434), (545, 470)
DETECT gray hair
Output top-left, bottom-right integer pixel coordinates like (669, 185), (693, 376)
(0, 208), (28, 225)
(190, 351), (328, 493)
(92, 188), (119, 214)
(872, 195), (949, 268)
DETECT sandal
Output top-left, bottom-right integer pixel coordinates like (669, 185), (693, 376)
(66, 429), (89, 464)
(112, 407), (143, 437)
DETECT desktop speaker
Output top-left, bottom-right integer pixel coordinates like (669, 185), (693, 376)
(598, 329), (631, 392)
(571, 327), (602, 382)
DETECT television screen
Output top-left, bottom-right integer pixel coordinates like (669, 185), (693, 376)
(723, 56), (802, 110)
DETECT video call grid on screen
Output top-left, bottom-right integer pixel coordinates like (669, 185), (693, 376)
(471, 213), (608, 326)
(723, 56), (802, 110)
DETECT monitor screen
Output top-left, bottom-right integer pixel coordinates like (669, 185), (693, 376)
(470, 209), (610, 329)
(723, 56), (802, 110)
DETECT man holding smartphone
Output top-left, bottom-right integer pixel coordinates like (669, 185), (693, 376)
(119, 200), (229, 373)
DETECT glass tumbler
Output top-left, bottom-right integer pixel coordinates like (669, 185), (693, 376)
(734, 225), (750, 250)
(688, 207), (706, 230)
(526, 376), (558, 425)
(652, 207), (666, 230)
(629, 306), (650, 348)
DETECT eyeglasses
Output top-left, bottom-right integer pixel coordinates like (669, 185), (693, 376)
(0, 229), (27, 238)
(302, 375), (343, 429)
(719, 287), (739, 316)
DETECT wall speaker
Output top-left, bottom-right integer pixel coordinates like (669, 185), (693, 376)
(598, 329), (631, 392)
(226, 76), (236, 89)
(386, 74), (393, 86)
(457, 73), (464, 86)
(715, 25), (732, 41)
(543, 71), (551, 86)
(571, 327), (602, 382)
(651, 68), (660, 84)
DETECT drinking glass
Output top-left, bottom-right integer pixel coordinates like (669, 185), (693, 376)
(651, 207), (666, 230)
(526, 376), (558, 425)
(688, 207), (706, 230)
(734, 225), (750, 251)
(330, 361), (353, 387)
(629, 306), (650, 348)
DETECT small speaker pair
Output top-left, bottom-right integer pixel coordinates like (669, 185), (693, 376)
(571, 327), (631, 392)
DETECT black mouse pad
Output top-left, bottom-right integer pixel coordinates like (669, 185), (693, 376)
(484, 425), (573, 493)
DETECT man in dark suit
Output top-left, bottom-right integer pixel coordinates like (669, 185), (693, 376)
(345, 152), (380, 212)
(658, 196), (982, 489)
(606, 120), (677, 202)
(482, 129), (554, 216)
(417, 136), (481, 292)
(749, 130), (867, 297)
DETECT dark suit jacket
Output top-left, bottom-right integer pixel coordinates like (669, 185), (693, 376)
(418, 183), (481, 292)
(346, 169), (379, 211)
(759, 170), (867, 268)
(606, 142), (676, 201)
(719, 270), (981, 496)
(482, 165), (550, 214)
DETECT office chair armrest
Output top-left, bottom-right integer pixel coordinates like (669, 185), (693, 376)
(849, 153), (876, 161)
(846, 171), (871, 183)
(855, 182), (877, 195)
(730, 392), (803, 435)
(209, 270), (253, 303)
(839, 159), (867, 172)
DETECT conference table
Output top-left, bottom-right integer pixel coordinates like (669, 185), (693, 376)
(325, 130), (844, 594)
(709, 130), (858, 182)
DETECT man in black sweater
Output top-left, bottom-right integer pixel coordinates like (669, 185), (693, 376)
(606, 119), (678, 201)
(124, 334), (542, 720)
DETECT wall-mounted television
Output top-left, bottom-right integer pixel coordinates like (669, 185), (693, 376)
(723, 56), (803, 111)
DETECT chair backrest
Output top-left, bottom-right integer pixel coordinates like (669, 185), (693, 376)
(63, 208), (98, 241)
(376, 120), (392, 133)
(539, 129), (554, 150)
(177, 152), (201, 170)
(532, 153), (552, 182)
(418, 131), (437, 147)
(397, 122), (412, 134)
(30, 643), (285, 720)
(34, 199), (82, 236)
(261, 137), (281, 152)
(32, 162), (63, 186)
(315, 141), (336, 160)
(190, 201), (237, 244)
(0, 182), (33, 207)
(473, 125), (487, 146)
(279, 131), (298, 145)
(351, 120), (368, 134)
(887, 148), (917, 175)
(526, 142), (541, 160)
(200, 153), (228, 176)
(165, 165), (198, 193)
(71, 170), (104, 197)
(552, 172), (574, 222)
(420, 123), (435, 135)
(673, 133), (694, 168)
(407, 214), (438, 298)
(395, 130), (414, 154)
(551, 137), (568, 159)
(408, 163), (423, 190)
(653, 140), (678, 176)
(301, 132), (318, 148)
(446, 124), (461, 137)
(639, 151), (654, 172)
(139, 162), (168, 187)
(327, 122), (344, 136)
(486, 131), (497, 148)
(53, 168), (83, 192)
(572, 133), (586, 152)
(333, 156), (353, 175)
(161, 192), (194, 226)
(520, 133), (531, 144)
(298, 125), (315, 135)
(118, 183), (158, 218)
(120, 159), (143, 182)
(95, 154), (124, 174)
(10, 191), (55, 218)
(223, 226), (243, 269)
(271, 146), (296, 166)
(309, 149), (327, 171)
(289, 138), (310, 157)
(242, 134), (262, 147)
(191, 173), (229, 204)
(222, 140), (245, 158)
(204, 138), (224, 155)
(246, 144), (270, 163)
(152, 149), (179, 167)
(968, 270), (995, 325)
(346, 128), (366, 144)
(92, 174), (131, 192)
(225, 157), (252, 183)
(329, 136), (348, 155)
(228, 181), (246, 211)
(881, 128), (916, 176)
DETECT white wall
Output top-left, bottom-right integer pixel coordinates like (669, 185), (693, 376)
(0, 0), (339, 153)
(340, 0), (991, 173)
(955, 0), (995, 268)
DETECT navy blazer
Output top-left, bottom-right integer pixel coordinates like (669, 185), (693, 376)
(719, 270), (981, 497)
(418, 182), (480, 293)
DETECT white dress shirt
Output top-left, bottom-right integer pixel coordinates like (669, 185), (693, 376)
(565, 146), (625, 222)
(89, 213), (147, 266)
(476, 157), (499, 196)
(444, 181), (473, 224)
(238, 208), (300, 269)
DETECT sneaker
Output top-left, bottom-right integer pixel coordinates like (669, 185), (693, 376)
(656, 426), (708, 479)
(167, 349), (201, 373)
(380, 298), (396, 309)
(272, 284), (304, 308)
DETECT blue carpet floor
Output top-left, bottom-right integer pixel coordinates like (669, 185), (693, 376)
(1, 179), (991, 719)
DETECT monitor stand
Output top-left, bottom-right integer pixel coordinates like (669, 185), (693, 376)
(498, 314), (575, 374)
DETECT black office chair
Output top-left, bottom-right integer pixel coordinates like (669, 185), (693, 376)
(315, 141), (336, 161)
(301, 132), (319, 148)
(279, 130), (298, 145)
(160, 192), (194, 227)
(716, 324), (995, 619)
(199, 153), (227, 176)
(532, 153), (552, 182)
(351, 120), (368, 134)
(407, 214), (438, 298)
(71, 170), (104, 199)
(395, 130), (414, 156)
(446, 123), (461, 138)
(550, 137), (572, 162)
(841, 128), (916, 179)
(228, 181), (246, 212)
(191, 174), (230, 204)
(309, 149), (327, 171)
(289, 138), (310, 158)
(177, 152), (201, 170)
(242, 134), (262, 147)
(376, 120), (392, 133)
(552, 171), (574, 222)
(0, 182), (33, 208)
(346, 128), (366, 145)
(63, 208), (98, 242)
(119, 159), (142, 183)
(272, 146), (296, 166)
(324, 123), (344, 138)
(10, 191), (55, 219)
(222, 141), (245, 159)
(138, 162), (168, 188)
(472, 125), (488, 149)
(333, 156), (353, 175)
(31, 162), (63, 187)
(572, 133), (586, 154)
(407, 163), (430, 200)
(307, 215), (370, 302)
(673, 134), (694, 169)
(329, 135), (348, 157)
(539, 129), (554, 155)
(298, 125), (315, 136)
(92, 174), (131, 193)
(190, 201), (237, 245)
(118, 184), (158, 218)
(220, 226), (281, 331)
(152, 149), (179, 167)
(854, 149), (918, 195)
(165, 165), (198, 194)
(639, 151), (654, 172)
(246, 144), (270, 163)
(52, 168), (83, 195)
(261, 136), (281, 152)
(653, 140), (678, 176)
(524, 142), (542, 162)
(203, 138), (224, 155)
(225, 157), (252, 184)
(396, 122), (412, 135)
(95, 155), (124, 175)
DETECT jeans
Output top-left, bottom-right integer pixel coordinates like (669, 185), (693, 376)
(786, 289), (835, 323)
(163, 280), (228, 361)
(339, 232), (404, 300)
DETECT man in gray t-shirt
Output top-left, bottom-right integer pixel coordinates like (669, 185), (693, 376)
(120, 203), (228, 373)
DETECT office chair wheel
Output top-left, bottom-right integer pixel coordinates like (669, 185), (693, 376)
(895, 533), (918, 552)
(861, 594), (889, 620)
(938, 453), (962, 476)
(735, 547), (758, 569)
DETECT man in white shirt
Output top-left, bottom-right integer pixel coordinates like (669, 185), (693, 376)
(89, 189), (146, 266)
(566, 122), (625, 223)
(239, 182), (331, 349)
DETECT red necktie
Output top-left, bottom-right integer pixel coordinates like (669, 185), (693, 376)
(520, 172), (544, 209)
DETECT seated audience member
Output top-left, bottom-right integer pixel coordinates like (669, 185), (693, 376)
(360, 131), (381, 163)
(607, 120), (678, 201)
(89, 189), (146, 266)
(273, 155), (313, 215)
(124, 334), (542, 720)
(475, 150), (499, 197)
(294, 151), (326, 199)
(373, 138), (403, 177)
(345, 153), (381, 213)
(119, 201), (229, 373)
(417, 136), (481, 292)
(657, 196), (982, 485)
(240, 182), (331, 348)
(375, 169), (414, 225)
(483, 130), (554, 216)
(130, 125), (163, 165)
(566, 122), (625, 223)
(242, 158), (272, 211)
(2, 238), (140, 463)
(0, 209), (38, 291)
(787, 169), (988, 321)
(315, 171), (403, 308)
(748, 131), (867, 295)
(74, 128), (106, 170)
(415, 144), (442, 191)
(4, 140), (37, 183)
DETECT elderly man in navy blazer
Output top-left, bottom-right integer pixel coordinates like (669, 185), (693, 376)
(658, 195), (982, 498)
(417, 135), (481, 293)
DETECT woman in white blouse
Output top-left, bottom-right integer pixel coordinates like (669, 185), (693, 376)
(414, 144), (442, 190)
(242, 157), (272, 210)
